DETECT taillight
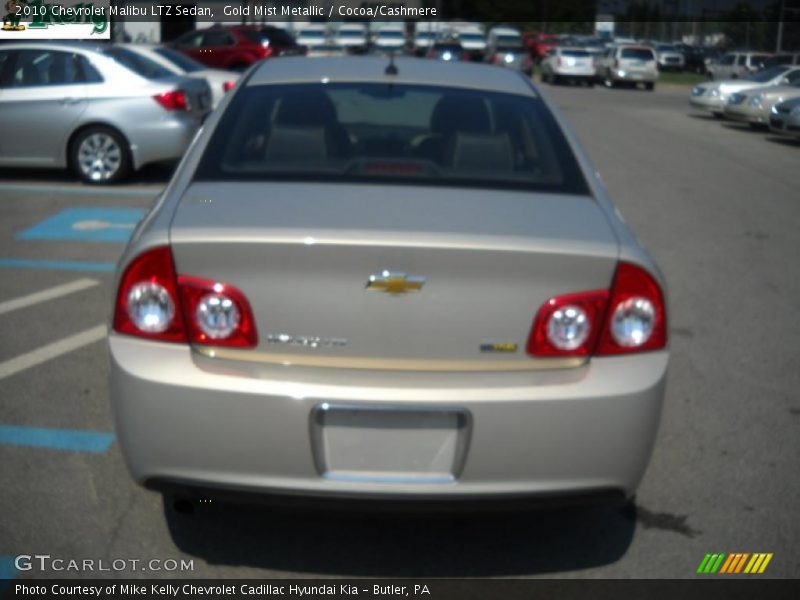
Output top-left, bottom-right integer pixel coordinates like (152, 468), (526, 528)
(595, 262), (666, 355)
(113, 247), (186, 343)
(153, 90), (188, 111)
(527, 262), (666, 358)
(177, 276), (257, 347)
(527, 290), (609, 357)
(113, 246), (257, 348)
(223, 80), (235, 92)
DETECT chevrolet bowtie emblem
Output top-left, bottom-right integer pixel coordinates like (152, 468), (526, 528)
(366, 271), (426, 295)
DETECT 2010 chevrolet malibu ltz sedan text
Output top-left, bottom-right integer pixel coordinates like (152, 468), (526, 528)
(109, 57), (668, 508)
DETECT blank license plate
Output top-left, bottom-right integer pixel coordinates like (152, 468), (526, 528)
(311, 405), (470, 483)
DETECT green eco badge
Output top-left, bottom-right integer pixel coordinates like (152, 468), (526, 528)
(26, 0), (108, 35)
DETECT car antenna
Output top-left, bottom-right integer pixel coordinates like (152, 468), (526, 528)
(385, 51), (398, 76)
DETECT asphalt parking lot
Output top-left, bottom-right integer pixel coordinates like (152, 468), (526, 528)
(1, 83), (798, 580)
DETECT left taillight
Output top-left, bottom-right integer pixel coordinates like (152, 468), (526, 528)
(113, 246), (257, 348)
(153, 89), (189, 111)
(527, 261), (667, 358)
(113, 246), (187, 343)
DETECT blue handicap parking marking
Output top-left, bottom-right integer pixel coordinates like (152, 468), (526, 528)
(18, 207), (146, 243)
(0, 425), (115, 453)
(0, 555), (18, 581)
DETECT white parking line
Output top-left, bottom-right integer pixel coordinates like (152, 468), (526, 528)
(0, 325), (106, 381)
(0, 279), (99, 316)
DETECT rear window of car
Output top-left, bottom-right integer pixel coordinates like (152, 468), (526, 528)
(561, 50), (590, 57)
(621, 48), (655, 60)
(194, 82), (589, 195)
(103, 47), (173, 80)
(153, 47), (203, 73)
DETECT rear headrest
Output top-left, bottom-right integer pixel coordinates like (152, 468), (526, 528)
(275, 91), (338, 127)
(431, 95), (491, 135)
(448, 133), (514, 171)
(264, 126), (327, 162)
(48, 54), (68, 84)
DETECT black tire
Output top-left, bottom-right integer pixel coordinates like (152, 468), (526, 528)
(603, 71), (615, 88)
(552, 74), (561, 85)
(69, 125), (132, 185)
(645, 82), (655, 91)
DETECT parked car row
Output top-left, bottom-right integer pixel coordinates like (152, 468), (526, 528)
(541, 44), (658, 91)
(689, 65), (800, 141)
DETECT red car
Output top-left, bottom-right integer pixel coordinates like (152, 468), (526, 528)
(172, 25), (303, 71)
(523, 32), (559, 62)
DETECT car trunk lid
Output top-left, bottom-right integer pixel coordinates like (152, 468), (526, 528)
(169, 183), (620, 362)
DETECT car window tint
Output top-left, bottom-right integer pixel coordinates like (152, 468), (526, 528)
(10, 50), (84, 87)
(195, 83), (589, 195)
(721, 55), (735, 65)
(154, 47), (204, 72)
(561, 50), (590, 57)
(748, 66), (789, 82)
(203, 31), (234, 47)
(78, 55), (104, 83)
(621, 48), (654, 60)
(0, 51), (10, 87)
(264, 27), (296, 46)
(104, 47), (173, 80)
(176, 32), (204, 48)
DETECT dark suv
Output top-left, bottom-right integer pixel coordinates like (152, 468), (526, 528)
(172, 26), (303, 71)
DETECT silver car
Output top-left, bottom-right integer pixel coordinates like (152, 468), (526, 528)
(109, 57), (668, 508)
(723, 77), (800, 127)
(117, 44), (239, 108)
(0, 42), (211, 183)
(769, 97), (800, 139)
(597, 45), (658, 90)
(690, 66), (800, 117)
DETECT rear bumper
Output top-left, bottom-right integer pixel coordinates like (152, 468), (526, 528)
(109, 335), (668, 501)
(553, 68), (596, 78)
(126, 114), (201, 170)
(609, 70), (657, 84)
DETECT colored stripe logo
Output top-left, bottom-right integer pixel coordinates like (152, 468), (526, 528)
(697, 553), (773, 574)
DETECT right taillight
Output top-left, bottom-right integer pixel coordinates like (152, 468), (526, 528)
(153, 90), (189, 111)
(527, 261), (666, 358)
(113, 246), (257, 348)
(595, 262), (667, 355)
